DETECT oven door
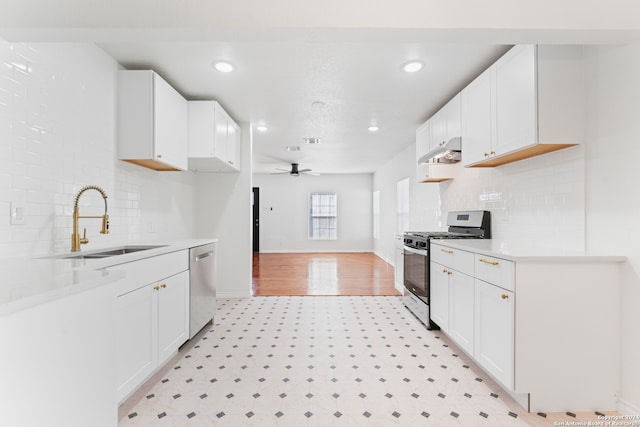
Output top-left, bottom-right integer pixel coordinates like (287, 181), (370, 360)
(403, 246), (429, 303)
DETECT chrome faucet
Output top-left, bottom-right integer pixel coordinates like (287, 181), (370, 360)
(71, 185), (109, 252)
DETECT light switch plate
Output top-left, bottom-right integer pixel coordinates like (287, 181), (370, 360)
(11, 202), (25, 225)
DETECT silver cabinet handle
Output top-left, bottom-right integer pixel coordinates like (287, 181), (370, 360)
(195, 251), (214, 261)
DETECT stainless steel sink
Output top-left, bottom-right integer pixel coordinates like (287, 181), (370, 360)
(51, 245), (167, 260)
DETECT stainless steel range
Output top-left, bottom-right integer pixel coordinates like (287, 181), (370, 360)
(403, 210), (491, 329)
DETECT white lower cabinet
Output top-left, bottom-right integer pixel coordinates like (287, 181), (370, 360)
(158, 271), (189, 363)
(429, 262), (449, 331)
(431, 259), (474, 355)
(448, 271), (474, 355)
(473, 279), (514, 390)
(116, 282), (157, 401)
(114, 251), (190, 403)
(431, 241), (622, 412)
(116, 270), (188, 402)
(394, 235), (404, 290)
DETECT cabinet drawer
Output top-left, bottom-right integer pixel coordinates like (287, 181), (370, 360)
(430, 243), (474, 276)
(475, 254), (514, 291)
(113, 250), (189, 296)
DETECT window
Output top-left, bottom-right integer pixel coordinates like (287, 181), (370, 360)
(373, 190), (380, 239)
(397, 178), (410, 234)
(309, 192), (337, 240)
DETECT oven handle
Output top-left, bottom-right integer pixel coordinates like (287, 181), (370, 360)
(403, 246), (428, 256)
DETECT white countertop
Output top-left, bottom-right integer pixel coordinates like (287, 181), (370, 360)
(0, 238), (217, 316)
(430, 239), (626, 263)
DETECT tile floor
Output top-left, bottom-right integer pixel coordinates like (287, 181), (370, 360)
(119, 296), (616, 426)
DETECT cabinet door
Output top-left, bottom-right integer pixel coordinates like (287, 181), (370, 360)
(461, 70), (493, 166)
(416, 121), (430, 181)
(116, 284), (158, 402)
(226, 117), (241, 170)
(394, 239), (404, 289)
(158, 270), (189, 365)
(429, 261), (449, 332)
(188, 101), (215, 158)
(444, 93), (461, 140)
(494, 45), (537, 156)
(430, 110), (447, 152)
(416, 121), (430, 159)
(449, 271), (474, 355)
(474, 279), (514, 390)
(154, 74), (188, 170)
(213, 102), (229, 162)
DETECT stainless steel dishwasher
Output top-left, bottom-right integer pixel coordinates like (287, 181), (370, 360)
(189, 242), (217, 340)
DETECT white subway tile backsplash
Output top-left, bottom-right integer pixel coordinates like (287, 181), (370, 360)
(0, 40), (196, 258)
(431, 145), (585, 250)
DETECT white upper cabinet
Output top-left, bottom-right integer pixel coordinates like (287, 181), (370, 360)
(461, 70), (493, 166)
(462, 45), (585, 168)
(188, 101), (241, 172)
(415, 120), (431, 182)
(416, 94), (461, 182)
(429, 93), (461, 152)
(118, 70), (188, 171)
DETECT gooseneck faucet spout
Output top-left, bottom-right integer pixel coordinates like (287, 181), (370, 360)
(71, 185), (109, 252)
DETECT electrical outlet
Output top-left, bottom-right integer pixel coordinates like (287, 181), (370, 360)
(10, 202), (25, 225)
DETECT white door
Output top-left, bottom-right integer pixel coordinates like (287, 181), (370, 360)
(429, 262), (449, 332)
(158, 271), (190, 365)
(448, 271), (474, 355)
(474, 279), (514, 390)
(116, 283), (158, 402)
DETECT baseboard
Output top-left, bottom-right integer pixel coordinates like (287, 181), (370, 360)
(373, 250), (395, 266)
(618, 397), (640, 415)
(394, 283), (404, 295)
(216, 291), (252, 299)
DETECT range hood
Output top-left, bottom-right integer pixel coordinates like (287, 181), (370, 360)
(418, 137), (462, 164)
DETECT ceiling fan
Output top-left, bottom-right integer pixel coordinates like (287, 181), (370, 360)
(271, 163), (319, 177)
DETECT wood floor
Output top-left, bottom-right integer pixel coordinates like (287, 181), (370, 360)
(252, 252), (401, 296)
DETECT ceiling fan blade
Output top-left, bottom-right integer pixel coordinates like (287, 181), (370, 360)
(297, 168), (312, 173)
(274, 168), (290, 172)
(303, 172), (321, 176)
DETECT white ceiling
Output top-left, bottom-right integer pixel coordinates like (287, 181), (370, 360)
(98, 40), (509, 174)
(2, 0), (639, 175)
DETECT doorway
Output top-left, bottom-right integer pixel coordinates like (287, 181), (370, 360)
(252, 187), (260, 252)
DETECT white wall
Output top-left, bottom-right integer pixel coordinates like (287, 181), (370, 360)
(583, 42), (640, 415)
(194, 124), (252, 298)
(252, 173), (373, 252)
(0, 41), (196, 258)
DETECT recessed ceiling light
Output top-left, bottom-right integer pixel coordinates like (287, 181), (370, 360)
(286, 146), (301, 151)
(256, 125), (268, 132)
(402, 61), (424, 73)
(368, 125), (380, 132)
(213, 61), (235, 73)
(303, 137), (321, 145)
